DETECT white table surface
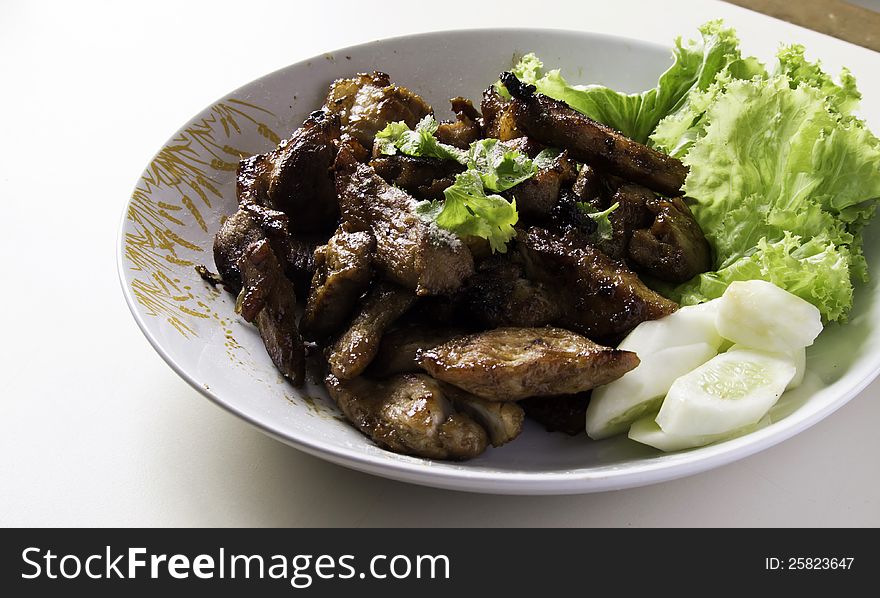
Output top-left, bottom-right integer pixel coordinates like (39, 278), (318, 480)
(3, 0), (879, 527)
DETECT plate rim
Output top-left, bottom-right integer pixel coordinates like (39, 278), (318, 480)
(117, 26), (880, 495)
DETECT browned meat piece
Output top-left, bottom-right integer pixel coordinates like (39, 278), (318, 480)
(571, 164), (611, 210)
(266, 113), (340, 232)
(326, 373), (488, 460)
(324, 73), (381, 120)
(285, 233), (325, 295)
(301, 226), (375, 341)
(367, 326), (468, 378)
(441, 383), (524, 447)
(236, 152), (272, 205)
(481, 85), (524, 141)
(369, 155), (464, 201)
(402, 295), (459, 330)
(237, 111), (340, 233)
(323, 71), (433, 145)
(518, 227), (678, 341)
(628, 196), (712, 282)
(339, 133), (372, 163)
(327, 283), (415, 380)
(213, 203), (291, 294)
(452, 255), (560, 329)
(521, 394), (590, 435)
(598, 183), (655, 260)
(504, 150), (576, 218)
(418, 327), (639, 401)
(501, 72), (687, 197)
(335, 149), (474, 295)
(435, 97), (482, 149)
(235, 239), (305, 385)
(541, 190), (593, 238)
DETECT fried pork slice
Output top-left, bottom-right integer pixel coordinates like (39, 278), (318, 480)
(519, 227), (678, 341)
(571, 164), (611, 209)
(369, 155), (464, 201)
(547, 190), (601, 237)
(435, 97), (482, 149)
(301, 226), (375, 341)
(236, 151), (272, 205)
(452, 255), (560, 329)
(237, 110), (340, 233)
(367, 326), (468, 378)
(327, 283), (415, 380)
(323, 71), (433, 145)
(285, 233), (325, 296)
(213, 203), (291, 294)
(598, 183), (655, 260)
(441, 383), (524, 447)
(500, 72), (687, 197)
(236, 239), (305, 385)
(418, 327), (639, 401)
(335, 148), (474, 295)
(481, 85), (523, 141)
(628, 196), (712, 283)
(325, 373), (489, 460)
(504, 149), (577, 218)
(521, 393), (590, 436)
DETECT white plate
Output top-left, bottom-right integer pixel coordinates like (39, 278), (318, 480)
(117, 28), (880, 495)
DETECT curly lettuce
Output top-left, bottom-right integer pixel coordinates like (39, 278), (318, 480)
(661, 44), (880, 322)
(504, 20), (746, 143)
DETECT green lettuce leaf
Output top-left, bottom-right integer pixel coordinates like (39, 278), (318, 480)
(672, 233), (853, 323)
(668, 58), (880, 321)
(650, 58), (766, 157)
(416, 171), (518, 253)
(775, 44), (860, 115)
(507, 20), (744, 142)
(651, 43), (860, 158)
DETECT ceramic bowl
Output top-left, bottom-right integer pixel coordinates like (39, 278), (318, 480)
(118, 28), (880, 494)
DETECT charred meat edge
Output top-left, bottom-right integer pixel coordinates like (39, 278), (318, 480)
(501, 72), (687, 197)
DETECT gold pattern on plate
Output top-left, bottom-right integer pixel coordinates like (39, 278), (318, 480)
(124, 99), (279, 337)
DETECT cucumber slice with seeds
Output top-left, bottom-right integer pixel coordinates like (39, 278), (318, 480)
(729, 344), (806, 390)
(656, 348), (796, 436)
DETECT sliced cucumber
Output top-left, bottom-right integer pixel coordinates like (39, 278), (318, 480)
(729, 344), (806, 390)
(618, 301), (724, 355)
(585, 342), (717, 440)
(787, 346), (806, 390)
(628, 413), (771, 452)
(716, 280), (822, 353)
(656, 348), (796, 436)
